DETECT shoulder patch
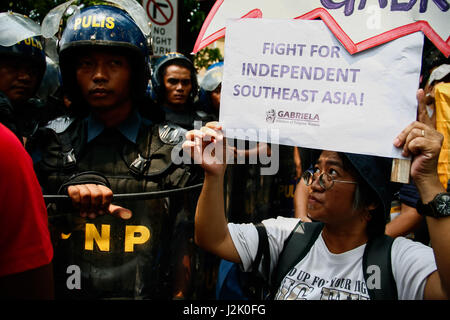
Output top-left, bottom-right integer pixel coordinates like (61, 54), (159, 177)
(45, 116), (75, 133)
(158, 122), (187, 145)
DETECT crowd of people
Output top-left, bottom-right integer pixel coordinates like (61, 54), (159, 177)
(0, 1), (449, 301)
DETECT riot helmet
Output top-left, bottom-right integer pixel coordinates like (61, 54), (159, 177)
(151, 52), (199, 104)
(0, 12), (47, 96)
(52, 3), (152, 108)
(198, 62), (223, 114)
(200, 61), (223, 92)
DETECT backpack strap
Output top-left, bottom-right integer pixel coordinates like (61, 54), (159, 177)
(363, 234), (397, 300)
(253, 223), (271, 283)
(272, 221), (324, 294)
(238, 222), (271, 300)
(271, 220), (397, 300)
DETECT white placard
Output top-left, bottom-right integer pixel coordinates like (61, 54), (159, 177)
(220, 19), (424, 159)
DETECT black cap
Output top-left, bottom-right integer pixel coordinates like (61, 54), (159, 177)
(300, 148), (400, 222)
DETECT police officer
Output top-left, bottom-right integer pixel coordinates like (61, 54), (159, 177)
(32, 2), (199, 299)
(198, 61), (223, 120)
(150, 52), (213, 129)
(150, 52), (219, 299)
(0, 12), (51, 144)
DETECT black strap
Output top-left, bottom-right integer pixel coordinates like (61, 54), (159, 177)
(129, 126), (153, 177)
(272, 221), (324, 293)
(59, 131), (77, 169)
(240, 222), (271, 300)
(56, 171), (111, 195)
(272, 220), (397, 300)
(128, 125), (174, 178)
(253, 223), (271, 283)
(363, 234), (397, 300)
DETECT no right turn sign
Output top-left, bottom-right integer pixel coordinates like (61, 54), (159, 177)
(147, 0), (174, 26)
(143, 0), (178, 55)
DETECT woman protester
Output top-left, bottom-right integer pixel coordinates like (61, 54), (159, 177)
(182, 90), (449, 300)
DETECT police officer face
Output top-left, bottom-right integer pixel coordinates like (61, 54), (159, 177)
(162, 64), (192, 109)
(0, 55), (40, 105)
(75, 49), (132, 111)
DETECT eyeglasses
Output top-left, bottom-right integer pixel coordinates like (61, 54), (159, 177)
(302, 170), (357, 191)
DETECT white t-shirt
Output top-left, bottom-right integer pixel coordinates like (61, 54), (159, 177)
(228, 216), (437, 300)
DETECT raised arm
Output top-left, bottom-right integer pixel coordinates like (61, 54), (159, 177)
(183, 122), (241, 263)
(394, 89), (449, 299)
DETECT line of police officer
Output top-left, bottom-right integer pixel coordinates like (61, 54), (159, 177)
(0, 1), (218, 300)
(0, 0), (300, 300)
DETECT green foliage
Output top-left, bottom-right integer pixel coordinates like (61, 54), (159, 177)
(183, 0), (205, 33)
(1, 0), (66, 21)
(180, 1), (220, 70)
(0, 0), (140, 22)
(194, 47), (223, 71)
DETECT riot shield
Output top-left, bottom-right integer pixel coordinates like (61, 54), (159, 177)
(45, 184), (207, 299)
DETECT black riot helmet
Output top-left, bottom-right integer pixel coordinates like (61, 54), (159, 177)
(50, 2), (152, 111)
(0, 12), (47, 95)
(151, 52), (199, 104)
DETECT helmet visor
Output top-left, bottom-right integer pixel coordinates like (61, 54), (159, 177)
(42, 0), (151, 38)
(0, 12), (42, 46)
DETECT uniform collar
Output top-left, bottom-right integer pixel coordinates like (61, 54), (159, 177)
(86, 110), (150, 144)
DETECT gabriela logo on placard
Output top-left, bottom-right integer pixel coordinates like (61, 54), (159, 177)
(266, 109), (320, 126)
(266, 109), (276, 123)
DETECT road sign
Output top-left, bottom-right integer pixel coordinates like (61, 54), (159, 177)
(146, 0), (174, 26)
(143, 0), (178, 55)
